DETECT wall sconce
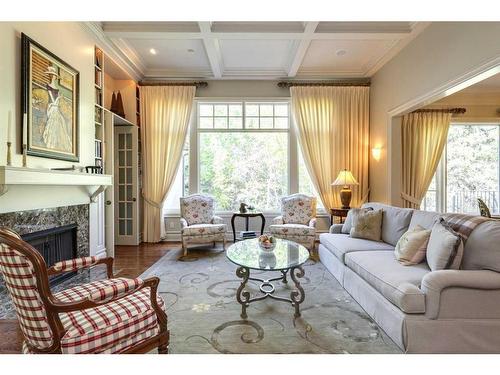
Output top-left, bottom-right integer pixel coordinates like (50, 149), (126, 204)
(372, 147), (382, 161)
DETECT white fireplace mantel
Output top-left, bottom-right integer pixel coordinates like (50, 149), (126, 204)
(0, 166), (113, 202)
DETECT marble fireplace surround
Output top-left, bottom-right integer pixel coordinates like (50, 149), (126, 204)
(0, 204), (89, 318)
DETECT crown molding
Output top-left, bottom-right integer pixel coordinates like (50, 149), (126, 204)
(109, 38), (148, 74)
(80, 22), (144, 81)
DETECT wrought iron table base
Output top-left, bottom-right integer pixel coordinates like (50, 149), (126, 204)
(235, 266), (305, 319)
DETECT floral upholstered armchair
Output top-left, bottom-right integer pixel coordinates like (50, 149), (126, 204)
(180, 194), (226, 256)
(269, 194), (317, 251)
(0, 227), (169, 354)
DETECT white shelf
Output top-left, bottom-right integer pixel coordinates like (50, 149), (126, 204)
(0, 166), (112, 186)
(0, 166), (113, 202)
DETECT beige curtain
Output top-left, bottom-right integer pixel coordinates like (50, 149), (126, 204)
(140, 85), (195, 242)
(290, 86), (370, 210)
(401, 111), (452, 209)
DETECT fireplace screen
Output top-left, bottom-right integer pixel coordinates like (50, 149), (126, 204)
(22, 224), (78, 285)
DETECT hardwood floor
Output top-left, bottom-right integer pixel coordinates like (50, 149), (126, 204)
(0, 242), (180, 354)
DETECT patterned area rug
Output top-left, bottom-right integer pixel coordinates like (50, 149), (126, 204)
(141, 245), (401, 354)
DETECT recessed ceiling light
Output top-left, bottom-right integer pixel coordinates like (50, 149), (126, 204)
(336, 49), (347, 57)
(187, 49), (195, 53)
(149, 48), (157, 55)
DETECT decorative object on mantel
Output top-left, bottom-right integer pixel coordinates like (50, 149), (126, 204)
(22, 145), (27, 168)
(110, 91), (117, 113)
(21, 33), (79, 162)
(6, 111), (12, 166)
(332, 169), (359, 209)
(6, 142), (12, 166)
(116, 91), (126, 118)
(51, 166), (75, 171)
(85, 165), (103, 174)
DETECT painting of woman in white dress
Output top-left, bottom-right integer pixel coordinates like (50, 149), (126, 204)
(22, 33), (79, 161)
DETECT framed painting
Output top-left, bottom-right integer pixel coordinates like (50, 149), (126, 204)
(21, 33), (79, 162)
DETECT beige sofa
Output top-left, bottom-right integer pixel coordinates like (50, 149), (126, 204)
(319, 202), (500, 353)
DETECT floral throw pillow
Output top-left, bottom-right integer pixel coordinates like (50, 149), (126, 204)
(182, 196), (214, 225)
(394, 225), (431, 266)
(349, 209), (383, 242)
(281, 195), (316, 225)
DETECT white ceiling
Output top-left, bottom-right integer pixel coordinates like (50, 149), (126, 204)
(95, 21), (429, 80)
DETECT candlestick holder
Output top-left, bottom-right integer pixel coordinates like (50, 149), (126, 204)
(22, 144), (27, 167)
(6, 142), (12, 166)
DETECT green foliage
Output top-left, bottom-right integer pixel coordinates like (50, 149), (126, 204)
(446, 125), (499, 212)
(199, 132), (288, 211)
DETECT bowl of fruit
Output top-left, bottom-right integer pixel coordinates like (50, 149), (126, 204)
(258, 235), (276, 251)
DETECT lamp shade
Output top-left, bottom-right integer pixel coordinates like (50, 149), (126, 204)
(331, 169), (359, 187)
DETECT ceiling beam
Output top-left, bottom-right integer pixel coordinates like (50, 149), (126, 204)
(287, 22), (318, 77)
(198, 22), (222, 79)
(103, 31), (411, 41)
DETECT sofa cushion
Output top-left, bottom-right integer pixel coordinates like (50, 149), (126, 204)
(362, 202), (414, 246)
(319, 233), (394, 263)
(408, 209), (439, 230)
(181, 223), (226, 236)
(463, 220), (500, 272)
(269, 224), (315, 237)
(345, 251), (429, 313)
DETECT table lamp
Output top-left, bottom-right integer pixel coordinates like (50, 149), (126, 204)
(332, 169), (359, 209)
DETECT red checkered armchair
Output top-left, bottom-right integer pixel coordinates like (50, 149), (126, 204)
(0, 227), (169, 354)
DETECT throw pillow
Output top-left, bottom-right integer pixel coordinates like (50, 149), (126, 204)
(349, 209), (383, 241)
(426, 218), (464, 271)
(394, 225), (431, 266)
(341, 207), (373, 234)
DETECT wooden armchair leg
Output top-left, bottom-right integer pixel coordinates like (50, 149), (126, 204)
(182, 240), (188, 256)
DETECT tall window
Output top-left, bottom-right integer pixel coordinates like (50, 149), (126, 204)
(163, 139), (189, 213)
(198, 101), (289, 211)
(422, 123), (500, 214)
(164, 99), (324, 213)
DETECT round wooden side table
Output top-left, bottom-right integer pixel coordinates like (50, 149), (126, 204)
(231, 212), (266, 243)
(330, 207), (350, 225)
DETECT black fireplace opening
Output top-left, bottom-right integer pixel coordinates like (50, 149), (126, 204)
(22, 224), (78, 286)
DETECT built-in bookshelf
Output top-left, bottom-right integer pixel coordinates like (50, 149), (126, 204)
(94, 46), (104, 173)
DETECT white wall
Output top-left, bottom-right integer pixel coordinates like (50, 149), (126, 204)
(0, 22), (102, 213)
(370, 22), (500, 205)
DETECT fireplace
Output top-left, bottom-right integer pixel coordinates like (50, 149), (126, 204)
(0, 204), (89, 318)
(22, 224), (78, 286)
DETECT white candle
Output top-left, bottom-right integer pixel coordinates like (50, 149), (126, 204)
(23, 113), (27, 146)
(7, 111), (11, 143)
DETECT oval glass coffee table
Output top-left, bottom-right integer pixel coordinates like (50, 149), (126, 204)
(226, 238), (309, 319)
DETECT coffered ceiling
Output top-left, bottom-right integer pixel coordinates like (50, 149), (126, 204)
(88, 21), (429, 80)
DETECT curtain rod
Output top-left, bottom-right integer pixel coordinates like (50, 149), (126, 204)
(411, 108), (466, 114)
(138, 81), (208, 88)
(277, 80), (370, 88)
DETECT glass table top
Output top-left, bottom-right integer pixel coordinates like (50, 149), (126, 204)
(226, 238), (309, 271)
